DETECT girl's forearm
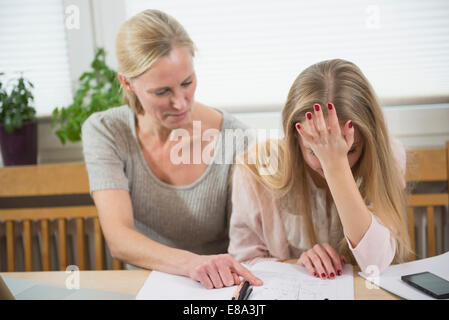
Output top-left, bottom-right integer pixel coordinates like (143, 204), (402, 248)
(322, 159), (372, 248)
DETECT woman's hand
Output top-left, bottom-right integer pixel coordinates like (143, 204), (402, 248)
(297, 243), (346, 280)
(187, 253), (263, 289)
(296, 103), (354, 168)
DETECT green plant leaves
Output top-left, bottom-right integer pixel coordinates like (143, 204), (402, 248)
(0, 73), (36, 133)
(51, 47), (123, 144)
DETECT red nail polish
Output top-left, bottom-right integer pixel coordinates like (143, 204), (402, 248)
(306, 112), (312, 120)
(314, 104), (320, 111)
(313, 272), (318, 277)
(321, 273), (326, 278)
(330, 272), (335, 278)
(337, 270), (342, 276)
(327, 103), (333, 110)
(349, 121), (353, 128)
(296, 123), (301, 130)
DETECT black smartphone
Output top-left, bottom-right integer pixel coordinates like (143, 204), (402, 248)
(401, 271), (449, 299)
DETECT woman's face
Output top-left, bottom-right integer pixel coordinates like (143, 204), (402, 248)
(298, 120), (365, 178)
(120, 46), (197, 130)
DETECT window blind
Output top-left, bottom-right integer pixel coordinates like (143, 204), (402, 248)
(0, 0), (73, 116)
(125, 0), (449, 112)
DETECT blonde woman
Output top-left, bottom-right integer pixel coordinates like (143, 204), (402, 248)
(81, 9), (261, 289)
(228, 59), (412, 280)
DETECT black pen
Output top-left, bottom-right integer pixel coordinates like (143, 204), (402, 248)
(242, 287), (253, 300)
(238, 280), (250, 300)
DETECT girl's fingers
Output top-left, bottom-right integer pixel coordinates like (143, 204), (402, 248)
(295, 123), (315, 142)
(306, 249), (327, 280)
(304, 111), (318, 136)
(327, 103), (341, 136)
(343, 120), (355, 149)
(313, 104), (327, 136)
(298, 253), (318, 278)
(322, 243), (343, 277)
(312, 244), (336, 280)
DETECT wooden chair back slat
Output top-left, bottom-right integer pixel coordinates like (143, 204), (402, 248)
(426, 206), (436, 257)
(6, 221), (15, 272)
(23, 220), (33, 272)
(94, 218), (104, 270)
(58, 218), (67, 270)
(41, 219), (51, 271)
(76, 218), (86, 270)
(407, 207), (416, 260)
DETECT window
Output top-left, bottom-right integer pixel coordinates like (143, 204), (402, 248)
(0, 0), (73, 116)
(125, 0), (449, 112)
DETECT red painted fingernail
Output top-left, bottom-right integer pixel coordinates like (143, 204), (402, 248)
(296, 123), (301, 130)
(329, 272), (335, 278)
(314, 104), (320, 111)
(321, 273), (326, 278)
(337, 270), (342, 276)
(327, 103), (333, 110)
(306, 112), (312, 120)
(313, 272), (318, 277)
(349, 120), (353, 128)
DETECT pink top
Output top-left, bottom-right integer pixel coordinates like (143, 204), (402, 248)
(228, 138), (406, 274)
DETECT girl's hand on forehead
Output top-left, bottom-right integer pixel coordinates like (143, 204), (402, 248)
(295, 103), (354, 167)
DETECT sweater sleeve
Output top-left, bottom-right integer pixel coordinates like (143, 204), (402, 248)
(228, 166), (280, 265)
(81, 113), (129, 195)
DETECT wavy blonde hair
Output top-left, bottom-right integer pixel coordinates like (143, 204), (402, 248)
(115, 9), (195, 115)
(237, 59), (412, 264)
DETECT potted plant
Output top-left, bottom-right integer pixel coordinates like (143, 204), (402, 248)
(51, 48), (123, 144)
(0, 72), (38, 166)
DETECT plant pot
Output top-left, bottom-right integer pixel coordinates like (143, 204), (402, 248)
(0, 121), (38, 166)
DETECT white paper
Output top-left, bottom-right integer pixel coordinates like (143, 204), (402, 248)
(136, 261), (354, 300)
(359, 251), (449, 300)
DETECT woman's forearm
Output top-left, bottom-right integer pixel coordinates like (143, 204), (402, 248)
(108, 226), (196, 275)
(322, 159), (372, 248)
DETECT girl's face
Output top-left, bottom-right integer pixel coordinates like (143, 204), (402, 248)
(298, 120), (365, 178)
(119, 46), (197, 130)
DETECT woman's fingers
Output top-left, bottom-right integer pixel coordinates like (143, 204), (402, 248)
(231, 259), (263, 286)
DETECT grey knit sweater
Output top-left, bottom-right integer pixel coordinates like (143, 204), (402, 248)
(81, 105), (251, 268)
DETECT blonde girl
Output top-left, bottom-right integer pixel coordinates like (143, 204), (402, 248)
(228, 59), (412, 279)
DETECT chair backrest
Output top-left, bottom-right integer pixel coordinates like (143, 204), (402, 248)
(0, 163), (123, 272)
(405, 141), (449, 260)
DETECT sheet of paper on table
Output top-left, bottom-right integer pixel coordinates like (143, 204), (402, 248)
(136, 261), (354, 300)
(359, 251), (449, 300)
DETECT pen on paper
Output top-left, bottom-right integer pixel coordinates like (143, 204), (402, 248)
(243, 287), (253, 300)
(238, 281), (250, 300)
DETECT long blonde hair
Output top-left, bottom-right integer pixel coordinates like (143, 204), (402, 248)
(115, 9), (195, 115)
(237, 59), (412, 264)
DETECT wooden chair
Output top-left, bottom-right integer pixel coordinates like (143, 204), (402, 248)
(0, 163), (123, 272)
(406, 141), (449, 260)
